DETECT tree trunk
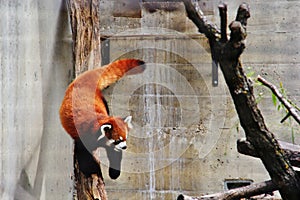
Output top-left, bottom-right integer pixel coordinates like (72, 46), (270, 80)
(68, 0), (101, 76)
(67, 0), (106, 199)
(181, 1), (300, 199)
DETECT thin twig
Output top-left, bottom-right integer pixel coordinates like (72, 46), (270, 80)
(257, 75), (300, 124)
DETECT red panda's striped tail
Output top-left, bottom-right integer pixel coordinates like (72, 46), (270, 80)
(97, 59), (145, 90)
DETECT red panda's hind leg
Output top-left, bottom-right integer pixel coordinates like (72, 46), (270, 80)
(74, 139), (103, 178)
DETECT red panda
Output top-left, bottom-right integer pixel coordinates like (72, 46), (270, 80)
(59, 59), (145, 177)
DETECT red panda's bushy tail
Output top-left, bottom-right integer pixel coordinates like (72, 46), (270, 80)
(97, 59), (145, 90)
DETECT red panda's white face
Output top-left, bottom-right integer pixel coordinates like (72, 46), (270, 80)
(98, 116), (132, 150)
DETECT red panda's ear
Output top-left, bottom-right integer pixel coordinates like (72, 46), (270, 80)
(98, 124), (112, 141)
(124, 116), (133, 129)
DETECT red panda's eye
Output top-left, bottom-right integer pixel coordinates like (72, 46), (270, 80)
(113, 140), (122, 145)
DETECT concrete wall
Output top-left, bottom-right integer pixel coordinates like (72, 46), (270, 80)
(0, 0), (299, 200)
(99, 1), (299, 199)
(0, 0), (73, 199)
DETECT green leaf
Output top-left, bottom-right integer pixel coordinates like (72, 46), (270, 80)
(279, 81), (285, 95)
(279, 81), (283, 88)
(272, 93), (277, 106)
(246, 71), (255, 78)
(255, 81), (263, 86)
(277, 104), (281, 111)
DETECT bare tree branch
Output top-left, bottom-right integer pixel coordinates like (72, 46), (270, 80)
(257, 75), (300, 124)
(218, 3), (228, 43)
(237, 138), (300, 168)
(182, 0), (220, 41)
(235, 3), (251, 27)
(178, 180), (277, 200)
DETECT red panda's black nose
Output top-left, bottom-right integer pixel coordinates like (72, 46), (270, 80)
(121, 146), (127, 150)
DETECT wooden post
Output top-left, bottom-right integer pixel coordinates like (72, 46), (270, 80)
(67, 0), (107, 199)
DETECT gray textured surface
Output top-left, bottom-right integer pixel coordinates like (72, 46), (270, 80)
(0, 0), (299, 199)
(0, 0), (73, 199)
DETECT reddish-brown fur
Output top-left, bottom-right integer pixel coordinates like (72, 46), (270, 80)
(59, 59), (145, 141)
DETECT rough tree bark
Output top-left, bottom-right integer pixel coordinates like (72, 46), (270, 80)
(238, 139), (300, 169)
(67, 0), (107, 199)
(179, 1), (300, 199)
(178, 180), (277, 200)
(68, 0), (101, 76)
